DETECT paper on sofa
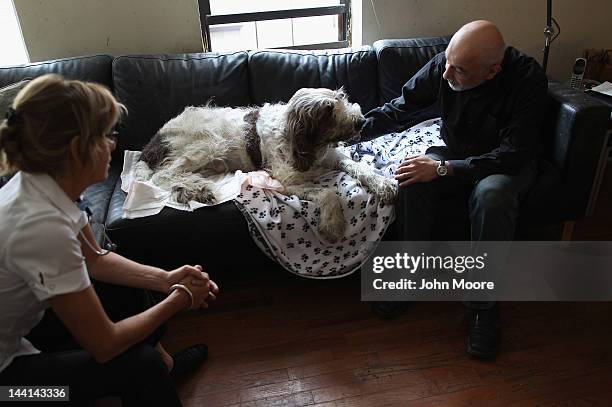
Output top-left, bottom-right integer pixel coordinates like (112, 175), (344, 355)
(120, 150), (246, 218)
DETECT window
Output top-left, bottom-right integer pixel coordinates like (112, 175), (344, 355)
(198, 0), (350, 52)
(0, 0), (28, 66)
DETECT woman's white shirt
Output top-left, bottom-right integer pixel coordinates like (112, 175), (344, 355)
(0, 172), (91, 373)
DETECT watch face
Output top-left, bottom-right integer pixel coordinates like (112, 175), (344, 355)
(437, 165), (448, 176)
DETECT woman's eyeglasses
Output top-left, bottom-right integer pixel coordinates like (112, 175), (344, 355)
(105, 130), (119, 146)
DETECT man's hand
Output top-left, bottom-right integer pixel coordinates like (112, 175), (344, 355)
(394, 155), (440, 188)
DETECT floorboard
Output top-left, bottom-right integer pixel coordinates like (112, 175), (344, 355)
(163, 167), (612, 406)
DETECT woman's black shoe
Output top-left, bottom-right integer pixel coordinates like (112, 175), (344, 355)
(170, 344), (208, 379)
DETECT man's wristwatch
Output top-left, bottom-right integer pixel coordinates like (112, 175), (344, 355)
(436, 160), (448, 177)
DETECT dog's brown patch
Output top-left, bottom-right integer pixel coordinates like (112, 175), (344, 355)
(244, 108), (262, 169)
(140, 132), (169, 170)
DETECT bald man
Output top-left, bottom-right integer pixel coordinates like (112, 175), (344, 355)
(362, 21), (548, 359)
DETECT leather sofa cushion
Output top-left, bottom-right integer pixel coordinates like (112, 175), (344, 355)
(82, 164), (123, 224)
(0, 79), (30, 114)
(112, 52), (250, 153)
(0, 55), (113, 90)
(248, 47), (378, 113)
(104, 179), (281, 284)
(90, 223), (106, 246)
(373, 37), (450, 104)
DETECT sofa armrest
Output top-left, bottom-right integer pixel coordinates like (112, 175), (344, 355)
(545, 81), (610, 220)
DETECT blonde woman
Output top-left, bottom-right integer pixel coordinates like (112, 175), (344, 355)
(0, 74), (218, 406)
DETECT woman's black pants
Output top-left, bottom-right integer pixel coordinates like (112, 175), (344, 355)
(0, 282), (182, 406)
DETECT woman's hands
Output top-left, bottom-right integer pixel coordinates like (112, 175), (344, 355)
(166, 264), (206, 289)
(167, 265), (219, 310)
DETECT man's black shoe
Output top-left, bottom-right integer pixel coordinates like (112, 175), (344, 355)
(467, 305), (501, 359)
(371, 301), (409, 320)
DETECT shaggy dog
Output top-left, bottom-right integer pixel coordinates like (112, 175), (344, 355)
(134, 88), (397, 243)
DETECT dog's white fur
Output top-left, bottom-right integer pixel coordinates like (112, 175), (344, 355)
(134, 88), (397, 242)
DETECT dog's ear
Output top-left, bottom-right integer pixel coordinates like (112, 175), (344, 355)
(286, 104), (316, 172)
(335, 87), (347, 100)
(286, 96), (334, 172)
(314, 98), (336, 139)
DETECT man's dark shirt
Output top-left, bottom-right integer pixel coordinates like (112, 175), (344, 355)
(361, 47), (548, 181)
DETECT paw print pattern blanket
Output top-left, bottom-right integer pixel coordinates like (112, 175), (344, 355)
(234, 118), (444, 278)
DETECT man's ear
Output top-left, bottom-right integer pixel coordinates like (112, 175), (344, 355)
(485, 63), (502, 80)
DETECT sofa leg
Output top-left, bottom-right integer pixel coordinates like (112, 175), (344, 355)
(561, 221), (575, 241)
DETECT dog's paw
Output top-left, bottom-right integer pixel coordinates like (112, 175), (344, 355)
(171, 185), (217, 205)
(318, 221), (345, 244)
(171, 186), (193, 204)
(317, 197), (346, 243)
(195, 188), (217, 205)
(376, 177), (398, 204)
(358, 173), (397, 204)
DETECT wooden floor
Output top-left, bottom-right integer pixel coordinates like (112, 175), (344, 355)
(162, 166), (612, 407)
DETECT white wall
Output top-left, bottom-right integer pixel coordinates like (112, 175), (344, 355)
(13, 0), (203, 62)
(360, 0), (612, 80)
(0, 0), (28, 65)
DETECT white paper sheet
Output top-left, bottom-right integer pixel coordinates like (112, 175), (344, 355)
(589, 81), (612, 97)
(120, 150), (247, 219)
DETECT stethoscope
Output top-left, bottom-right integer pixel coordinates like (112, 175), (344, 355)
(76, 198), (118, 256)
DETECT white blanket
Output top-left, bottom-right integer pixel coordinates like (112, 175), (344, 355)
(119, 118), (444, 278)
(120, 150), (246, 218)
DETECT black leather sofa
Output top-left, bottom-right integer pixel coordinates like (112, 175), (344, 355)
(1, 37), (609, 286)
